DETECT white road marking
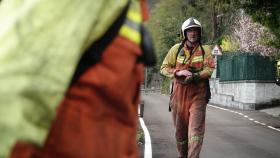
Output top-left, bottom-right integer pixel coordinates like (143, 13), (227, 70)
(208, 104), (280, 133)
(260, 123), (266, 126)
(268, 126), (280, 132)
(139, 118), (152, 158)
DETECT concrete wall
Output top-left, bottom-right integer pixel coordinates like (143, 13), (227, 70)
(209, 78), (280, 110)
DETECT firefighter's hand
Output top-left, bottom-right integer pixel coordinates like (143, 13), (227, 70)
(181, 76), (193, 85)
(175, 70), (192, 77)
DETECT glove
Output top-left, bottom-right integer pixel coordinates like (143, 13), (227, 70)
(181, 76), (193, 85)
(192, 72), (200, 82)
(180, 73), (200, 85)
(175, 70), (192, 77)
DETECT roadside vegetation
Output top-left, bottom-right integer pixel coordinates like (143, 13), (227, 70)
(146, 0), (280, 92)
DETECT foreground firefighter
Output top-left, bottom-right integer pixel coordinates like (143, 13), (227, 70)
(0, 0), (155, 157)
(160, 17), (215, 158)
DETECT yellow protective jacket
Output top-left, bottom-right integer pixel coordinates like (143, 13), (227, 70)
(160, 43), (215, 79)
(0, 0), (133, 157)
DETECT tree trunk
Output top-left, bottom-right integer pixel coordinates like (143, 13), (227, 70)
(212, 4), (218, 41)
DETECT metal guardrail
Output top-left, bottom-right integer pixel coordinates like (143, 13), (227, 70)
(138, 89), (161, 118)
(140, 88), (161, 94)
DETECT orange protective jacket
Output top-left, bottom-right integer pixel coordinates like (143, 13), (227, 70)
(161, 43), (214, 79)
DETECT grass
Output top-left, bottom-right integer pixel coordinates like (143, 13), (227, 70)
(137, 122), (145, 145)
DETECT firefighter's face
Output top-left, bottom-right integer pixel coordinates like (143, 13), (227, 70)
(186, 27), (199, 43)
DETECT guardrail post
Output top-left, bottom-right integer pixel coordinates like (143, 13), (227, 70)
(139, 100), (144, 118)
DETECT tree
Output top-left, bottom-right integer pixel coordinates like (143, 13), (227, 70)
(205, 0), (232, 40)
(233, 11), (277, 56)
(236, 0), (280, 50)
(199, 0), (280, 57)
(146, 0), (183, 89)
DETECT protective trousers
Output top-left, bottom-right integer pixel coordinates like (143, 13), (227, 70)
(10, 35), (144, 158)
(170, 81), (207, 158)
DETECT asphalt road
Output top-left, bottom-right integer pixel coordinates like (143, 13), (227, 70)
(141, 94), (280, 158)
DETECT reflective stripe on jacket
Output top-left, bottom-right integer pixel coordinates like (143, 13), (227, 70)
(160, 43), (215, 79)
(119, 2), (142, 45)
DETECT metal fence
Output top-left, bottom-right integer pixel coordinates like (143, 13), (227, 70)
(217, 53), (276, 81)
(277, 60), (280, 77)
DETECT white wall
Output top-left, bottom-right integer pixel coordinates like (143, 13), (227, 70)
(209, 79), (280, 110)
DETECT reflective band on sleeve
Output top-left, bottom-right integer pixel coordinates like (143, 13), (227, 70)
(118, 6), (142, 45)
(127, 10), (142, 23)
(119, 25), (141, 45)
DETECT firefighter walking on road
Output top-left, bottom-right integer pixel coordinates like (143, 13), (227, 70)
(160, 17), (215, 158)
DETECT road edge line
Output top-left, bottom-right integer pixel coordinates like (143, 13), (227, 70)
(208, 104), (280, 133)
(139, 118), (152, 158)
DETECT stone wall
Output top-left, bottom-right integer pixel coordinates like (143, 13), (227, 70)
(209, 78), (280, 110)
